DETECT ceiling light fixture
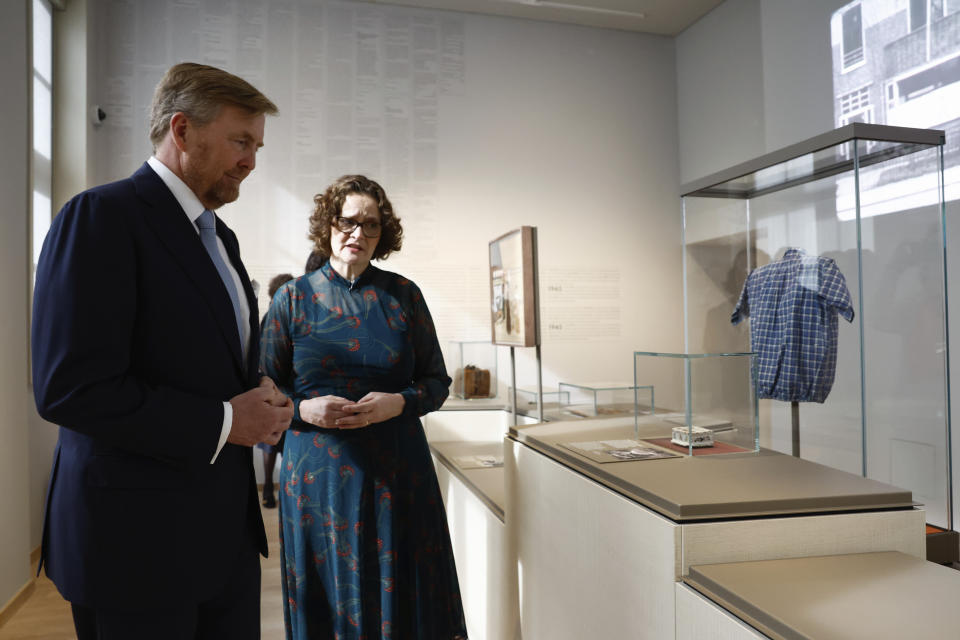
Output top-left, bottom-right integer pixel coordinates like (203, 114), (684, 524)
(520, 0), (646, 19)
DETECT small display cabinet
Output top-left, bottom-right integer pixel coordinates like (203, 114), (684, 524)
(558, 382), (653, 418)
(449, 340), (497, 400)
(508, 386), (569, 414)
(633, 352), (759, 455)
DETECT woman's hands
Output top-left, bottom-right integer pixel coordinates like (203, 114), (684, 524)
(299, 392), (405, 429)
(299, 395), (355, 429)
(339, 392), (405, 428)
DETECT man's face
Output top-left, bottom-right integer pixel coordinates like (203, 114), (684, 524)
(181, 104), (265, 210)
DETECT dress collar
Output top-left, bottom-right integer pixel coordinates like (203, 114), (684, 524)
(321, 261), (378, 290)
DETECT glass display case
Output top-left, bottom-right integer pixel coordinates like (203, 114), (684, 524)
(558, 382), (653, 419)
(680, 123), (951, 531)
(449, 340), (497, 400)
(633, 352), (759, 455)
(508, 386), (569, 415)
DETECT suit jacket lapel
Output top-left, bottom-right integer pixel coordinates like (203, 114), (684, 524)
(130, 163), (245, 373)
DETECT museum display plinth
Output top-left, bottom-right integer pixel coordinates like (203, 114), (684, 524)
(680, 551), (960, 640)
(505, 417), (924, 640)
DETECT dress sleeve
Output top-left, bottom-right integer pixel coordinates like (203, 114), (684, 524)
(259, 282), (304, 422)
(400, 283), (452, 417)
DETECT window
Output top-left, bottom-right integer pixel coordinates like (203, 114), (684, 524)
(911, 0), (928, 31)
(841, 4), (865, 70)
(32, 0), (52, 285)
(839, 85), (872, 120)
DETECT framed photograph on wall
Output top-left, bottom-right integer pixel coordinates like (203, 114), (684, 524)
(489, 226), (540, 347)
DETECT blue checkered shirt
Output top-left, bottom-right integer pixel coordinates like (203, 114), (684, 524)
(731, 248), (854, 403)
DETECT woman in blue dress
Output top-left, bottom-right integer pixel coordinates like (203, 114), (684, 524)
(260, 175), (467, 639)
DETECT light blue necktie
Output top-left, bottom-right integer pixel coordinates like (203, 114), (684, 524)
(197, 209), (245, 354)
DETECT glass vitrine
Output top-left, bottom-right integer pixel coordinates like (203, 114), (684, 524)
(680, 123), (951, 530)
(558, 382), (653, 419)
(449, 340), (498, 400)
(508, 386), (569, 415)
(633, 351), (759, 455)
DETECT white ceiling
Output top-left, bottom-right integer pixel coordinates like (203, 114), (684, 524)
(355, 0), (725, 35)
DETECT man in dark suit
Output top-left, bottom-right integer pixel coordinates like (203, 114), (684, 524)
(31, 62), (293, 640)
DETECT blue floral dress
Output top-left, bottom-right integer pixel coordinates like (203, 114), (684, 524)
(260, 262), (467, 640)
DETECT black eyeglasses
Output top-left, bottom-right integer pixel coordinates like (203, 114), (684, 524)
(333, 216), (382, 238)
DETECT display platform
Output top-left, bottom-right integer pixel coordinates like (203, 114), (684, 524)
(430, 440), (505, 522)
(683, 551), (960, 640)
(509, 417), (915, 521)
(439, 396), (508, 412)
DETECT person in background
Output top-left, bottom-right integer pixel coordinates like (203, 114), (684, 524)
(31, 62), (293, 640)
(260, 175), (467, 639)
(258, 271), (295, 508)
(304, 247), (326, 273)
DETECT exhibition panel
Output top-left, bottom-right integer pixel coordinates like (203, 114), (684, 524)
(681, 123), (952, 531)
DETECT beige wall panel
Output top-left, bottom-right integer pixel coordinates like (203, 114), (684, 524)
(680, 508), (926, 576)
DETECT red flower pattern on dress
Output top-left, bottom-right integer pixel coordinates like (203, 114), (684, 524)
(297, 494), (309, 509)
(339, 465), (355, 478)
(363, 289), (377, 302)
(312, 291), (325, 302)
(346, 316), (360, 328)
(347, 338), (360, 351)
(304, 470), (316, 484)
(330, 306), (343, 318)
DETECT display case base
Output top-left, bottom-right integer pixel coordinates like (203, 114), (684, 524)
(925, 525), (959, 564)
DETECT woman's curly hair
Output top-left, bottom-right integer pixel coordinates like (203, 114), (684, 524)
(308, 175), (403, 262)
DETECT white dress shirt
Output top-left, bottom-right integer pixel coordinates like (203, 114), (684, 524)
(147, 156), (250, 463)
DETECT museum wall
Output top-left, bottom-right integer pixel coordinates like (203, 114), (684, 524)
(0, 0), (35, 613)
(82, 0), (685, 400)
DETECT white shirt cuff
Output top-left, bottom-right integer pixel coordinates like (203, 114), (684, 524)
(211, 401), (233, 464)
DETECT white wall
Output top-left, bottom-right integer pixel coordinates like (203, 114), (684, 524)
(677, 0), (844, 184)
(0, 0), (36, 611)
(83, 0), (684, 394)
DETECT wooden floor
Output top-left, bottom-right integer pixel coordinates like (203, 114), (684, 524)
(0, 500), (285, 640)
